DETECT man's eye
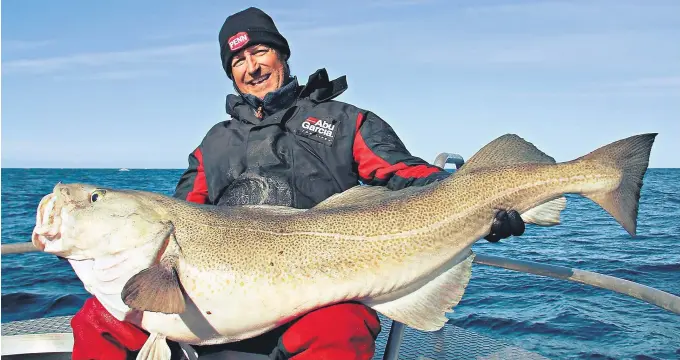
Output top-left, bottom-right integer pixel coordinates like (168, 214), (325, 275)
(233, 58), (244, 67)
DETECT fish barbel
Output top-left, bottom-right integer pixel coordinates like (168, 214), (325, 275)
(32, 133), (657, 359)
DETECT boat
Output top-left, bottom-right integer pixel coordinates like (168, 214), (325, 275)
(2, 153), (679, 359)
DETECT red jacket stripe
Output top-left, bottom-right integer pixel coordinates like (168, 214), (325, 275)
(354, 113), (391, 180)
(353, 112), (441, 181)
(185, 148), (209, 204)
(394, 164), (441, 179)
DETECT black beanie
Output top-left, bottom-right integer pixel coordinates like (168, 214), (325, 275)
(218, 7), (290, 79)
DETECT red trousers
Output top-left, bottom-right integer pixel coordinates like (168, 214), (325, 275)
(71, 297), (381, 360)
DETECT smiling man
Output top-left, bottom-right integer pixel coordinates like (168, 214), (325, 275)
(231, 43), (286, 100)
(69, 6), (525, 360)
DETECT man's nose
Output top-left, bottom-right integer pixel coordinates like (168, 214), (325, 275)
(245, 55), (259, 74)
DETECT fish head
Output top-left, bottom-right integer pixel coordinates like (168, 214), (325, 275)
(32, 183), (173, 260)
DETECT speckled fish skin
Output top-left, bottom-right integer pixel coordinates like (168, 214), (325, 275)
(31, 133), (657, 351)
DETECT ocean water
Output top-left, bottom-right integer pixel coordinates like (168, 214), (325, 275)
(1, 168), (679, 359)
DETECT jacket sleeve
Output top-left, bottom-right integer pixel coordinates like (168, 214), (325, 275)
(352, 111), (451, 190)
(173, 145), (210, 204)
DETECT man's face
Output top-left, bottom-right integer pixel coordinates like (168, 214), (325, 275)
(231, 44), (286, 100)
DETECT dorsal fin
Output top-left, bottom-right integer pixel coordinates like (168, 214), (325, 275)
(457, 134), (556, 175)
(456, 134), (568, 227)
(313, 185), (425, 211)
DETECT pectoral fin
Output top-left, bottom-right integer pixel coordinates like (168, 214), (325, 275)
(520, 196), (567, 226)
(122, 257), (185, 314)
(136, 332), (171, 360)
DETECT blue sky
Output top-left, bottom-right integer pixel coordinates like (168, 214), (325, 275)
(2, 0), (679, 169)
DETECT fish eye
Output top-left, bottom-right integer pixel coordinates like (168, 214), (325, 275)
(90, 189), (106, 203)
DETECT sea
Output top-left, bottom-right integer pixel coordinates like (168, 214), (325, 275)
(1, 168), (679, 359)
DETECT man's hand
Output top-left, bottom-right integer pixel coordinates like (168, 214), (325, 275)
(484, 209), (525, 243)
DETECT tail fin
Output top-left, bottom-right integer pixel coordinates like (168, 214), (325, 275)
(577, 133), (657, 236)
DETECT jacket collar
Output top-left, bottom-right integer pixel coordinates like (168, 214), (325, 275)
(226, 68), (348, 125)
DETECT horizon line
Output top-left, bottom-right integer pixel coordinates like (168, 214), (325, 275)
(2, 167), (678, 170)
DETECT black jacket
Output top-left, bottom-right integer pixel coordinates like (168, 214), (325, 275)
(174, 68), (450, 208)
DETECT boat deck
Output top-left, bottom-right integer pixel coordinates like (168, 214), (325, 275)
(374, 316), (547, 360)
(2, 314), (548, 359)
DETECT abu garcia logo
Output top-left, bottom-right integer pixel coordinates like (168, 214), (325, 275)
(302, 117), (335, 138)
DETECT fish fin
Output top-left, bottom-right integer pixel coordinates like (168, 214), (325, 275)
(136, 332), (171, 360)
(122, 259), (185, 314)
(457, 134), (556, 175)
(520, 196), (567, 226)
(240, 205), (307, 215)
(313, 185), (424, 210)
(369, 252), (474, 332)
(577, 133), (657, 236)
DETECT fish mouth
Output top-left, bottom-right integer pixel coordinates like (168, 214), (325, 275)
(32, 192), (65, 253)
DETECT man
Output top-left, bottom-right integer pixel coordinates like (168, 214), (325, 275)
(70, 7), (524, 360)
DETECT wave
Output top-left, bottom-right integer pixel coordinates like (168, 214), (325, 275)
(575, 352), (618, 360)
(636, 263), (680, 272)
(448, 310), (624, 340)
(1, 292), (86, 323)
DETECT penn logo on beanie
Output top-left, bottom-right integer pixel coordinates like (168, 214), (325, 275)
(228, 32), (250, 52)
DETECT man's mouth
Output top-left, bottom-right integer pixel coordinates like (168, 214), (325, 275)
(248, 73), (270, 86)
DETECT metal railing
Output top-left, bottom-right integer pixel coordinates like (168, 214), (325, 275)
(1, 242), (39, 255)
(2, 152), (678, 360)
(473, 254), (680, 314)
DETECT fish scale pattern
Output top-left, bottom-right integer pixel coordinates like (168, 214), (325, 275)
(2, 315), (548, 359)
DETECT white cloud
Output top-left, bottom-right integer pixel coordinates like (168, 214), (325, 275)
(461, 1), (680, 23)
(52, 69), (169, 81)
(2, 18), (393, 78)
(406, 29), (679, 72)
(365, 0), (438, 7)
(3, 42), (214, 74)
(616, 76), (680, 89)
(284, 21), (392, 38)
(559, 75), (680, 97)
(3, 39), (53, 51)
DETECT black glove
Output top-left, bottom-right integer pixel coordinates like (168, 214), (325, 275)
(484, 210), (525, 243)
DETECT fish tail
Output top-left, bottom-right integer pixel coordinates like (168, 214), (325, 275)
(575, 133), (657, 236)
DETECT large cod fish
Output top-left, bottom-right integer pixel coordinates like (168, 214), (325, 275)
(32, 133), (656, 359)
